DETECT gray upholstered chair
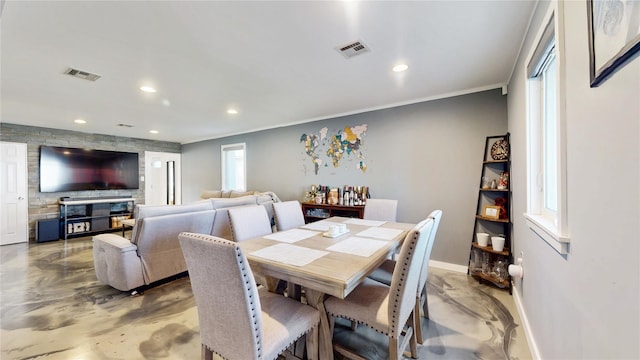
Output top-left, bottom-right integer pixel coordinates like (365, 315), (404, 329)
(368, 209), (443, 344)
(363, 198), (398, 222)
(273, 200), (306, 231)
(324, 217), (435, 360)
(178, 232), (320, 360)
(228, 205), (273, 242)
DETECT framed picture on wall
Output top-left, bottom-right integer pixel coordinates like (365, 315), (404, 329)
(587, 0), (640, 87)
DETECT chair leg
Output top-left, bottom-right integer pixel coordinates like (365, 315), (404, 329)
(389, 337), (399, 360)
(305, 325), (319, 360)
(421, 287), (429, 319)
(408, 313), (418, 358)
(202, 344), (213, 360)
(414, 296), (425, 345)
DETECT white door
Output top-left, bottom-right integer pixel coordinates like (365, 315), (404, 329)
(1, 142), (28, 245)
(144, 151), (181, 206)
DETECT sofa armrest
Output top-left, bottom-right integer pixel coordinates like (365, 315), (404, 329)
(93, 234), (144, 291)
(93, 233), (138, 252)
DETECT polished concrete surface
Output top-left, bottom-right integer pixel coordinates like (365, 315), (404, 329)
(1, 237), (531, 359)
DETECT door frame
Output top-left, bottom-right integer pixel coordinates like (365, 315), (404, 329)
(1, 141), (29, 245)
(144, 151), (182, 206)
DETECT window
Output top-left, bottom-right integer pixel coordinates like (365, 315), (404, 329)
(541, 52), (558, 217)
(525, 5), (569, 254)
(221, 143), (246, 191)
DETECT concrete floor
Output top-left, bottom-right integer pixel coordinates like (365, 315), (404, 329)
(1, 236), (531, 359)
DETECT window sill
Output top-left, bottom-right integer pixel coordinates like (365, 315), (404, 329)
(524, 213), (570, 255)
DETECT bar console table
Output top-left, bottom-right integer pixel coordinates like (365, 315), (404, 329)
(59, 197), (134, 240)
(300, 203), (364, 223)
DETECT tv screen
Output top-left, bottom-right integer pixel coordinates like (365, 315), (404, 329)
(39, 146), (139, 192)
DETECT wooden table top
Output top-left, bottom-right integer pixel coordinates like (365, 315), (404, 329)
(238, 217), (414, 299)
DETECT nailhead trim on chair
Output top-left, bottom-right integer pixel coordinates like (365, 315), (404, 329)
(388, 232), (417, 338)
(326, 229), (422, 340)
(235, 245), (263, 359)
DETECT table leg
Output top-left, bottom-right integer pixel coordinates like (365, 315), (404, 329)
(304, 289), (333, 360)
(260, 275), (280, 293)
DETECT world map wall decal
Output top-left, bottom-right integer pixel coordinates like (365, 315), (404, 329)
(300, 124), (368, 175)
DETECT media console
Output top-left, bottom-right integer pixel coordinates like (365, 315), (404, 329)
(59, 197), (135, 240)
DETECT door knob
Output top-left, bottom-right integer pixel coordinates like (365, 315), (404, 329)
(18, 196), (24, 200)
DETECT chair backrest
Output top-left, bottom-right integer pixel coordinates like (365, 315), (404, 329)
(363, 199), (398, 222)
(178, 232), (263, 359)
(417, 210), (443, 296)
(273, 201), (306, 231)
(387, 217), (434, 338)
(228, 205), (273, 242)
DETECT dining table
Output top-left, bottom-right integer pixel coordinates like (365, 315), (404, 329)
(237, 216), (415, 360)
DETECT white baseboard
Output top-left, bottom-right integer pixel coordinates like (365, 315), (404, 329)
(511, 283), (541, 360)
(429, 260), (468, 273)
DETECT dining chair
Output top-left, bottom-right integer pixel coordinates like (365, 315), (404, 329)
(368, 209), (443, 344)
(324, 217), (435, 360)
(363, 198), (398, 222)
(178, 232), (320, 360)
(273, 200), (306, 231)
(228, 205), (273, 242)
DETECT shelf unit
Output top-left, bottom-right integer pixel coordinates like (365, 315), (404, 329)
(468, 133), (512, 293)
(300, 203), (364, 223)
(59, 197), (135, 240)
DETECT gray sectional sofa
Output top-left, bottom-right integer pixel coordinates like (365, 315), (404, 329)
(92, 192), (280, 291)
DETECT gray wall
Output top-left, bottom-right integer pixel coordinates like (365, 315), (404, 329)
(182, 89), (507, 266)
(508, 1), (639, 358)
(0, 123), (181, 240)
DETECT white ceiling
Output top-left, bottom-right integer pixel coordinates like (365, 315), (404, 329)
(1, 1), (536, 144)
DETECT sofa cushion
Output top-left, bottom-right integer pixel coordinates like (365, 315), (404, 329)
(131, 201), (214, 244)
(209, 196), (258, 209)
(200, 190), (223, 199)
(230, 190), (257, 197)
(136, 209), (216, 284)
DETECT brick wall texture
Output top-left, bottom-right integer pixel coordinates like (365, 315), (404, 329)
(1, 123), (181, 241)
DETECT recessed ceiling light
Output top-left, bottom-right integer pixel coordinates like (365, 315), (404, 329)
(74, 119), (86, 124)
(140, 86), (157, 93)
(393, 64), (409, 72)
(227, 109), (238, 115)
(149, 130), (159, 134)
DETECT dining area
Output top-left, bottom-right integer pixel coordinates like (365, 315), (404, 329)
(179, 200), (443, 360)
(0, 203), (533, 360)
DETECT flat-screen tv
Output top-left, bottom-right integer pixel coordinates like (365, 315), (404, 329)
(39, 146), (139, 192)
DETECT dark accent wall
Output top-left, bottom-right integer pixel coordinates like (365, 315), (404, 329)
(0, 123), (181, 241)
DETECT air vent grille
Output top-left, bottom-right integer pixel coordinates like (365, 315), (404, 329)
(336, 40), (370, 59)
(117, 124), (134, 128)
(64, 67), (101, 81)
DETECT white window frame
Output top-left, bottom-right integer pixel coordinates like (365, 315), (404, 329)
(221, 143), (246, 191)
(524, 2), (570, 254)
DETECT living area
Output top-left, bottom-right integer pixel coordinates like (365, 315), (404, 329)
(1, 1), (639, 360)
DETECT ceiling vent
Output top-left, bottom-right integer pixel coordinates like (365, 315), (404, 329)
(63, 67), (101, 81)
(336, 40), (370, 59)
(117, 123), (134, 128)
